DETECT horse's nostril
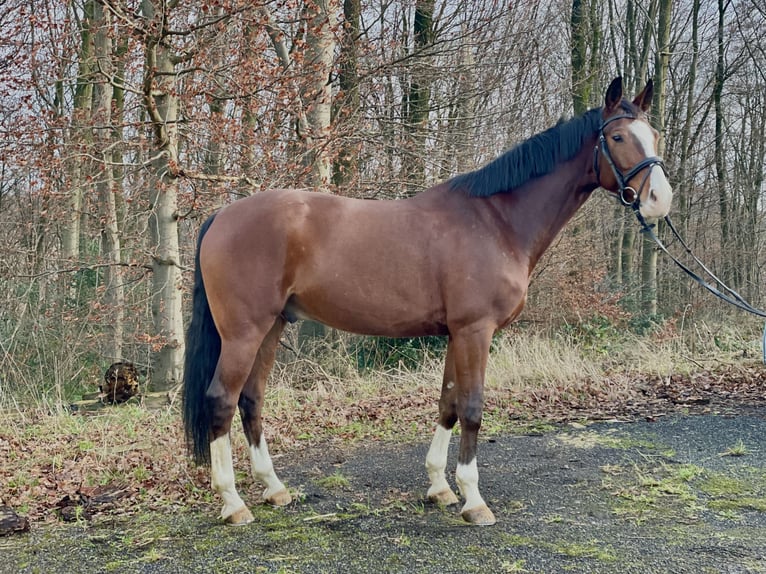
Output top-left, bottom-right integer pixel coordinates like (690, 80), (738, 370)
(650, 190), (657, 202)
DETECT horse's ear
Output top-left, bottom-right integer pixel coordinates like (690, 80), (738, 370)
(633, 79), (654, 112)
(605, 77), (623, 112)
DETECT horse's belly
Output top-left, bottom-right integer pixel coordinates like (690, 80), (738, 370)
(282, 293), (448, 338)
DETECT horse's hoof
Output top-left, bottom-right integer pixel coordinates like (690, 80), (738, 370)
(461, 504), (496, 526)
(224, 506), (254, 526)
(428, 489), (460, 507)
(265, 489), (292, 507)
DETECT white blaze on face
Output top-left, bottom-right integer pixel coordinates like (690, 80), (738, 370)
(628, 121), (673, 218)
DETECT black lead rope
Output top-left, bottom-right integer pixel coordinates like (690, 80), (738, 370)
(633, 209), (766, 363)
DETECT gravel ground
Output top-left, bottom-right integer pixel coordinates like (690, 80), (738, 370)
(3, 410), (766, 574)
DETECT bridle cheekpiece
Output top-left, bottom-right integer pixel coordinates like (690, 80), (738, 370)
(593, 112), (667, 213)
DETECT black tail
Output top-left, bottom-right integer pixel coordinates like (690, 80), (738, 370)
(183, 214), (220, 466)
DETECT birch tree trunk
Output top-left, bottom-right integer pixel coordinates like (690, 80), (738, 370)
(142, 0), (185, 391)
(93, 2), (124, 361)
(64, 0), (95, 263)
(303, 0), (336, 188)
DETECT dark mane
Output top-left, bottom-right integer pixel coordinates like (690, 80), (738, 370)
(448, 107), (605, 197)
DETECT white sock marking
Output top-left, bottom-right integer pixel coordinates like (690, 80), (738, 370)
(425, 425), (453, 497)
(456, 458), (487, 512)
(210, 434), (247, 519)
(250, 437), (287, 499)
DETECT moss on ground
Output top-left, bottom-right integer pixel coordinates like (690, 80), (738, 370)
(4, 416), (766, 573)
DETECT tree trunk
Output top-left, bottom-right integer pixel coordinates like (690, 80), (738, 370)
(736, 88), (765, 303)
(615, 0), (655, 290)
(64, 0), (95, 263)
(142, 0), (185, 391)
(402, 0), (435, 194)
(453, 28), (477, 175)
(621, 217), (636, 294)
(303, 0), (336, 188)
(93, 2), (124, 362)
(571, 0), (588, 116)
(640, 0), (672, 317)
(714, 0), (730, 284)
(676, 0), (700, 228)
(332, 0), (361, 189)
(571, 0), (600, 116)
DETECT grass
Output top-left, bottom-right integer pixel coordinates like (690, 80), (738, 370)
(1, 319), (763, 526)
(314, 472), (351, 490)
(603, 454), (766, 524)
(698, 471), (766, 513)
(721, 439), (749, 457)
(500, 533), (617, 563)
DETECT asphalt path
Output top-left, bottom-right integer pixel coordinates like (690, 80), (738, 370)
(4, 410), (766, 573)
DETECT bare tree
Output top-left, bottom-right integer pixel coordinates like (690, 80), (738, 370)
(401, 0), (436, 194)
(92, 1), (125, 361)
(302, 0), (337, 188)
(139, 0), (186, 390)
(640, 0), (672, 317)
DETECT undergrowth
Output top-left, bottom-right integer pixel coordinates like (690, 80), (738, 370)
(1, 315), (761, 412)
(0, 315), (763, 524)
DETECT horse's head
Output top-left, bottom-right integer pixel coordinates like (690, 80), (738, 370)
(595, 77), (673, 219)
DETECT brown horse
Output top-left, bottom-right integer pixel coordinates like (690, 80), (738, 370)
(183, 77), (672, 526)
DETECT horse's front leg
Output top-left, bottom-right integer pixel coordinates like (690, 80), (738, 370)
(426, 339), (460, 506)
(452, 324), (496, 526)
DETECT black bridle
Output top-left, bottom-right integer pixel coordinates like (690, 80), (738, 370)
(593, 113), (667, 211)
(594, 113), (766, 361)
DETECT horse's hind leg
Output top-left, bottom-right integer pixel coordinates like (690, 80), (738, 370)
(426, 339), (460, 506)
(207, 330), (266, 525)
(239, 317), (292, 507)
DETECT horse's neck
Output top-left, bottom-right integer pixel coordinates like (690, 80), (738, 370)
(491, 143), (599, 269)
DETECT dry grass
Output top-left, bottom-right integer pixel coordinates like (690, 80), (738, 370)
(1, 320), (762, 524)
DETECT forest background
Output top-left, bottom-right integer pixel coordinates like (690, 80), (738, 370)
(1, 0), (765, 406)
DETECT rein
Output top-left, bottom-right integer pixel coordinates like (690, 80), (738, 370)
(633, 211), (766, 318)
(596, 112), (766, 362)
(632, 210), (766, 363)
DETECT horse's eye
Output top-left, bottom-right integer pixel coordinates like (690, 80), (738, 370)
(612, 134), (623, 142)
